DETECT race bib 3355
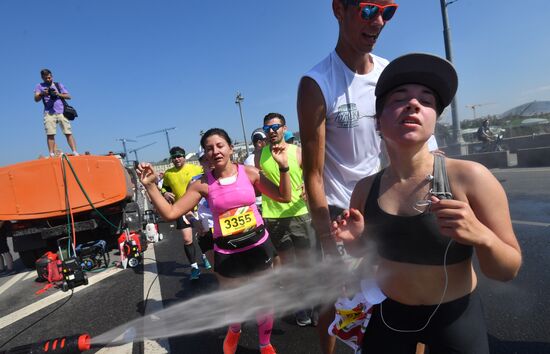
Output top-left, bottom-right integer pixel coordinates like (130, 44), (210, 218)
(219, 206), (257, 236)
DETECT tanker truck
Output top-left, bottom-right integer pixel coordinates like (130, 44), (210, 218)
(0, 154), (146, 268)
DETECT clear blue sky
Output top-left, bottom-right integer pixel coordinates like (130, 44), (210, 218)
(2, 0), (549, 165)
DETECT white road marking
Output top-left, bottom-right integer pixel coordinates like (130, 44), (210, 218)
(23, 271), (37, 281)
(142, 244), (170, 353)
(95, 244), (170, 354)
(512, 220), (550, 227)
(0, 271), (29, 296)
(0, 266), (122, 330)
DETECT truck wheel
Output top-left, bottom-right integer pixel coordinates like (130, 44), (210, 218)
(19, 249), (47, 269)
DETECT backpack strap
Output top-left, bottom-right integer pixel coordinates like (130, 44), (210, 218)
(431, 154), (453, 200)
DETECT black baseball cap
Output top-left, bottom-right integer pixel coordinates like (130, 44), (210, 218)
(375, 53), (458, 116)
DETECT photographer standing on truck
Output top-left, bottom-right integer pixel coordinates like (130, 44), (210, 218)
(34, 69), (78, 157)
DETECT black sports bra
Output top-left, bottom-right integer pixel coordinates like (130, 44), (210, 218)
(363, 168), (473, 265)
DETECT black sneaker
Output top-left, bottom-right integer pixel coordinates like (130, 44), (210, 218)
(295, 310), (312, 327)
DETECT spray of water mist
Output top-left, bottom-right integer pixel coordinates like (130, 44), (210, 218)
(92, 254), (376, 346)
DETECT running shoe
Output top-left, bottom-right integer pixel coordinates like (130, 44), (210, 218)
(190, 267), (201, 280)
(260, 344), (277, 354)
(202, 255), (212, 270)
(295, 310), (312, 327)
(223, 329), (241, 354)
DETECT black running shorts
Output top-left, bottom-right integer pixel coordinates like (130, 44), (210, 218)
(361, 291), (489, 354)
(214, 238), (276, 278)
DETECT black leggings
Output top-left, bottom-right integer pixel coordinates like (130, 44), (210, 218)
(361, 291), (489, 354)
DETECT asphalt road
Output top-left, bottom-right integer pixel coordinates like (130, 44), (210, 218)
(478, 168), (550, 354)
(0, 167), (548, 353)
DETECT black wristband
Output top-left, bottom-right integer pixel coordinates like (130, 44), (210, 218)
(279, 166), (289, 173)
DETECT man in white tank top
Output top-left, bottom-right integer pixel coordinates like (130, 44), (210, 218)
(298, 3), (437, 353)
(297, 1), (398, 353)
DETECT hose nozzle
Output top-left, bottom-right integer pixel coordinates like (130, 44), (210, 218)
(0, 333), (91, 354)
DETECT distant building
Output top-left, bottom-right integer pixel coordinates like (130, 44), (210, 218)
(499, 100), (550, 119)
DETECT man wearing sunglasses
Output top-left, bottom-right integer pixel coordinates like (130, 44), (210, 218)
(297, 1), (397, 353)
(161, 146), (205, 280)
(255, 113), (317, 327)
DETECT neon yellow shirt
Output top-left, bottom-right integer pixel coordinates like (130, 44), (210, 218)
(161, 163), (203, 200)
(259, 144), (308, 218)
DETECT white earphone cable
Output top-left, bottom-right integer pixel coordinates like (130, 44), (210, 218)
(380, 239), (454, 333)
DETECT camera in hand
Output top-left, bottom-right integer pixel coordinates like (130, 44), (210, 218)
(48, 87), (58, 97)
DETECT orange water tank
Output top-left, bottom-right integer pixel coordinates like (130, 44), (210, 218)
(0, 155), (133, 221)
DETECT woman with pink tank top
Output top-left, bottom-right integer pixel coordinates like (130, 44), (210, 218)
(137, 128), (291, 354)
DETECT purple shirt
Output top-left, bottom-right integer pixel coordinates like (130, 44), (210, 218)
(34, 82), (69, 114)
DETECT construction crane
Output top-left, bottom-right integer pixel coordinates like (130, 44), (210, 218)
(137, 127), (176, 152)
(116, 138), (137, 164)
(466, 103), (495, 120)
(127, 142), (157, 162)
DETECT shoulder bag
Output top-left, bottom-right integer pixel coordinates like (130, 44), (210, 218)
(54, 82), (78, 120)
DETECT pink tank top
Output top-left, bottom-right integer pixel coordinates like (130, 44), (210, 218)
(207, 164), (268, 254)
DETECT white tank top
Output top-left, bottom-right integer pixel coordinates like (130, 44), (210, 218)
(303, 51), (388, 209)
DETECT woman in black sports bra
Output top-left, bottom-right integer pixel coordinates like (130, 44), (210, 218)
(332, 54), (522, 354)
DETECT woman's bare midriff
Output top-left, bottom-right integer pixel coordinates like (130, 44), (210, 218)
(376, 258), (477, 305)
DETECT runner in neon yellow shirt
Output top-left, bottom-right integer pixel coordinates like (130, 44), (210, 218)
(255, 112), (317, 327)
(161, 146), (205, 279)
